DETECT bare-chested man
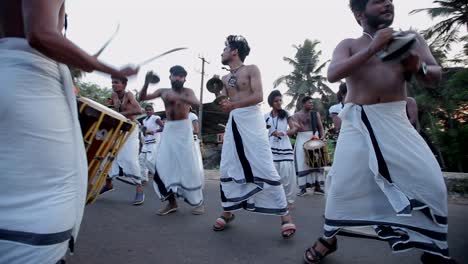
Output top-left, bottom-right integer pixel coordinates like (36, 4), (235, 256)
(329, 82), (348, 134)
(101, 76), (145, 205)
(212, 35), (296, 239)
(292, 96), (326, 196)
(303, 1), (454, 263)
(140, 65), (205, 215)
(0, 1), (137, 263)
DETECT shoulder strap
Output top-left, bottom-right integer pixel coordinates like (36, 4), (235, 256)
(310, 111), (318, 134)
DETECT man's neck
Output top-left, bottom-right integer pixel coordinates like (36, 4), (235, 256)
(171, 87), (184, 93)
(301, 108), (312, 114)
(116, 91), (125, 98)
(229, 60), (244, 71)
(362, 24), (384, 37)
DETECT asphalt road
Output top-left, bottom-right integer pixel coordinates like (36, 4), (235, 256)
(68, 173), (468, 264)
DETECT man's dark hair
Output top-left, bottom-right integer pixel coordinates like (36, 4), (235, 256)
(301, 96), (313, 104)
(349, 0), (369, 13)
(267, 90), (282, 107)
(225, 35), (251, 62)
(169, 65), (187, 77)
(111, 75), (128, 85)
(337, 82), (348, 103)
(267, 90), (287, 119)
(145, 105), (154, 110)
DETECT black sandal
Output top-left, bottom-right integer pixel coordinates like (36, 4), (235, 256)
(304, 237), (337, 264)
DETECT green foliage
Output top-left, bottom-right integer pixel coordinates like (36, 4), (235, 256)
(274, 39), (333, 112)
(410, 0), (468, 54)
(408, 67), (468, 172)
(76, 82), (112, 105)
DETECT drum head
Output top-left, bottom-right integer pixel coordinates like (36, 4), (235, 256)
(378, 33), (417, 62)
(303, 139), (326, 150)
(78, 96), (127, 121)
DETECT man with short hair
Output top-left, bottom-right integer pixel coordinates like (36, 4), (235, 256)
(212, 35), (296, 238)
(303, 1), (454, 263)
(292, 96), (326, 196)
(140, 66), (204, 216)
(139, 104), (164, 184)
(100, 76), (145, 206)
(329, 82), (348, 134)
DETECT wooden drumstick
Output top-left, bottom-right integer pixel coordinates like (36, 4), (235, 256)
(137, 47), (188, 67)
(94, 23), (120, 58)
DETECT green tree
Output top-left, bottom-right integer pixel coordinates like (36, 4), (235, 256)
(408, 67), (468, 172)
(77, 82), (112, 105)
(410, 0), (468, 53)
(273, 39), (333, 112)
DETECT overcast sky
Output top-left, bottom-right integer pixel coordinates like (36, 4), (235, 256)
(66, 0), (462, 112)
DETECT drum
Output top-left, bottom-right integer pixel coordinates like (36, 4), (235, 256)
(378, 32), (417, 62)
(303, 139), (329, 168)
(77, 96), (136, 205)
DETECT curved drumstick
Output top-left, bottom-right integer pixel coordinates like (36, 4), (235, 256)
(137, 47), (188, 67)
(94, 23), (120, 58)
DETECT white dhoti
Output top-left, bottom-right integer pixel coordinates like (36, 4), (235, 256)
(220, 106), (288, 215)
(109, 128), (142, 185)
(265, 112), (296, 204)
(0, 38), (87, 263)
(294, 131), (324, 189)
(152, 119), (204, 206)
(325, 101), (449, 258)
(139, 133), (161, 182)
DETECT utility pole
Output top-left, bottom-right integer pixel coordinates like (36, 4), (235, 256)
(198, 56), (209, 140)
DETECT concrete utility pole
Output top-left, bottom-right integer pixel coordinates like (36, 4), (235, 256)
(198, 56), (209, 140)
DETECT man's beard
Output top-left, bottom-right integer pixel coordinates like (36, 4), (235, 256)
(171, 80), (184, 90)
(365, 12), (393, 29)
(221, 57), (230, 65)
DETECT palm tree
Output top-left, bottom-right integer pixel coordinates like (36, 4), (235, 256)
(273, 39), (333, 111)
(410, 0), (468, 52)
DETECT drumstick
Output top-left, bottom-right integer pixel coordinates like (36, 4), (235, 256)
(94, 23), (120, 58)
(137, 47), (188, 66)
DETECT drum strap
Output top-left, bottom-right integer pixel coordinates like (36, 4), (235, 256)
(310, 111), (318, 135)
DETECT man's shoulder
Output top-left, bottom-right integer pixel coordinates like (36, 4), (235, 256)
(182, 87), (195, 93)
(335, 38), (359, 49)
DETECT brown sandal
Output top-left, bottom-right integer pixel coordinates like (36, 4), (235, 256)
(213, 214), (235, 231)
(281, 221), (297, 239)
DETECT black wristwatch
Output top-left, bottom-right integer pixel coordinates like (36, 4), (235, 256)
(418, 61), (428, 77)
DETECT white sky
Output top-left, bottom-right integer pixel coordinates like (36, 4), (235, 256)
(66, 0), (462, 112)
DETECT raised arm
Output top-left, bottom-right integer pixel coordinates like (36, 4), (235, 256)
(139, 72), (162, 101)
(401, 32), (442, 86)
(120, 92), (142, 118)
(327, 28), (394, 82)
(22, 0), (137, 78)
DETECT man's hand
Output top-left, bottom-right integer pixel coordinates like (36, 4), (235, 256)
(220, 100), (235, 113)
(401, 52), (421, 75)
(116, 65), (139, 78)
(368, 28), (394, 55)
(271, 131), (285, 137)
(145, 71), (153, 85)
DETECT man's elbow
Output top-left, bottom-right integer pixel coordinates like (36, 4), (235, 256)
(327, 70), (340, 83)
